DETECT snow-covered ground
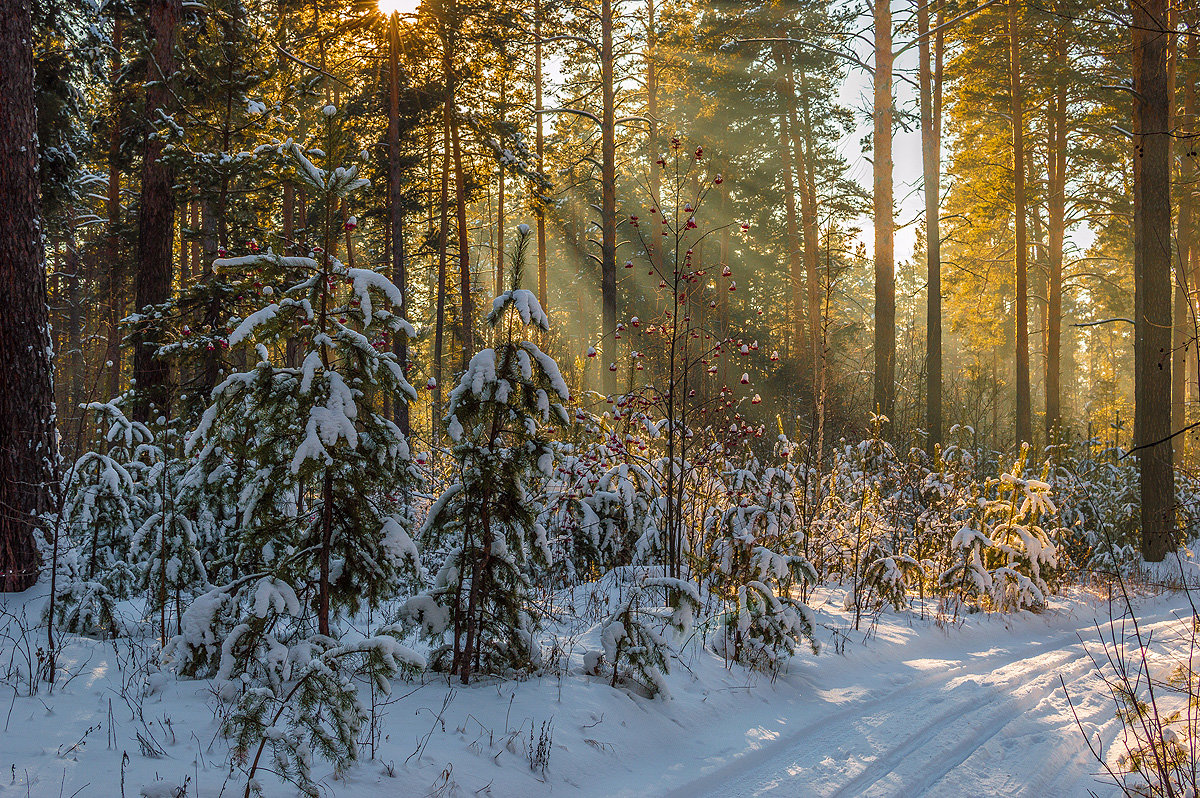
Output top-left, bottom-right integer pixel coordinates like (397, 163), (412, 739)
(0, 584), (1191, 797)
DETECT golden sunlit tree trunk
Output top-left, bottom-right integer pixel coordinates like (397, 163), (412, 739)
(1045, 26), (1068, 444)
(1171, 12), (1187, 449)
(785, 56), (822, 373)
(452, 105), (472, 368)
(495, 78), (506, 297)
(918, 0), (943, 451)
(1131, 0), (1175, 562)
(433, 28), (452, 428)
(1185, 21), (1199, 411)
(1009, 0), (1032, 446)
(600, 0), (618, 395)
(773, 45), (806, 364)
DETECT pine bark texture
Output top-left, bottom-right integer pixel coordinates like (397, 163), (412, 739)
(131, 0), (181, 421)
(1010, 0), (1032, 446)
(1045, 66), (1067, 443)
(1131, 0), (1175, 562)
(872, 0), (896, 429)
(918, 0), (943, 452)
(0, 0), (60, 591)
(387, 12), (410, 439)
(601, 0), (618, 396)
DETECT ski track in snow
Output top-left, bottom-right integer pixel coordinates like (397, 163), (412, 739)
(670, 603), (1188, 798)
(1, 589), (1191, 797)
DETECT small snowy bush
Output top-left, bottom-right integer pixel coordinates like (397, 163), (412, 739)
(940, 445), (1061, 612)
(706, 464), (819, 670)
(594, 566), (700, 697)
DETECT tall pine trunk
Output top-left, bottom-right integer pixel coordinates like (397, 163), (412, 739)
(496, 79), (506, 296)
(773, 46), (806, 365)
(132, 0), (181, 422)
(1185, 23), (1199, 409)
(1171, 13), (1189, 449)
(105, 17), (124, 401)
(1010, 0), (1032, 446)
(872, 0), (896, 430)
(600, 0), (618, 395)
(1045, 33), (1068, 443)
(452, 112), (472, 367)
(386, 12), (409, 439)
(1131, 0), (1175, 561)
(918, 0), (943, 451)
(797, 71), (823, 379)
(433, 22), (452, 427)
(0, 0), (59, 591)
(646, 0), (661, 272)
(534, 0), (548, 312)
(783, 54), (821, 373)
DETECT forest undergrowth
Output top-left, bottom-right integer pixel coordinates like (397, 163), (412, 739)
(10, 146), (1200, 798)
(22, 376), (1200, 797)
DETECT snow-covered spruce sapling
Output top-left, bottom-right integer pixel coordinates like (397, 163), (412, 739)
(705, 464), (819, 670)
(403, 225), (569, 684)
(228, 633), (424, 798)
(549, 442), (665, 581)
(50, 403), (155, 637)
(167, 144), (423, 791)
(178, 141), (420, 639)
(130, 456), (208, 642)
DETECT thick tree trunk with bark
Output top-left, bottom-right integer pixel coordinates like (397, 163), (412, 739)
(872, 0), (896, 430)
(0, 0), (60, 591)
(132, 0), (181, 422)
(1131, 0), (1175, 561)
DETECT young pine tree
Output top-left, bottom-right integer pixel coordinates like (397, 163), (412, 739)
(404, 225), (569, 684)
(51, 403), (155, 637)
(167, 143), (423, 794)
(172, 140), (420, 666)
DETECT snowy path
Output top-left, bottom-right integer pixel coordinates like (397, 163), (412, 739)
(664, 597), (1190, 798)
(0, 589), (1190, 797)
